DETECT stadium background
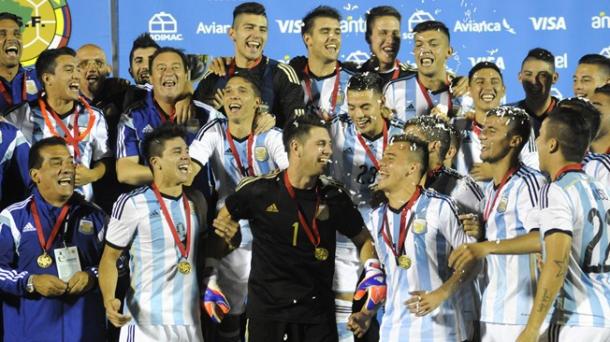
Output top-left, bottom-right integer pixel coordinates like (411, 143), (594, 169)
(6, 0), (610, 102)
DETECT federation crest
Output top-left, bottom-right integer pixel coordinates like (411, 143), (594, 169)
(254, 146), (268, 162)
(497, 197), (508, 213)
(412, 219), (427, 234)
(78, 219), (94, 235)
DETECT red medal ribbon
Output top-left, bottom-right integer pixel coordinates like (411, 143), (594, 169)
(283, 172), (321, 248)
(553, 163), (583, 181)
(226, 127), (255, 177)
(355, 120), (388, 170)
(483, 166), (519, 222)
(606, 147), (610, 155)
(39, 96), (96, 162)
(471, 119), (484, 137)
(151, 184), (192, 260)
(544, 97), (556, 114)
(303, 62), (341, 121)
(0, 76), (26, 107)
(380, 187), (421, 258)
(31, 200), (70, 254)
(154, 100), (175, 124)
(416, 76), (453, 114)
(228, 57), (263, 77)
(390, 59), (401, 81)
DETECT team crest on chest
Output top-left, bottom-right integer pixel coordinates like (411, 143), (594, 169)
(255, 146), (268, 162)
(78, 219), (94, 235)
(497, 197), (508, 213)
(412, 218), (427, 234)
(26, 79), (38, 95)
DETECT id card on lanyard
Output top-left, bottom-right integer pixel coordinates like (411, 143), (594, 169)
(54, 212), (82, 281)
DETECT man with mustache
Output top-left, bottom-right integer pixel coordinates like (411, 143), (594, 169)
(5, 47), (111, 203)
(194, 2), (305, 128)
(0, 12), (40, 114)
(513, 48), (559, 137)
(0, 137), (107, 341)
(573, 54), (610, 99)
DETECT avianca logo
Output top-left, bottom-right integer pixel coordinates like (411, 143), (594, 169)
(454, 19), (515, 34)
(196, 22), (231, 35)
(592, 12), (610, 29)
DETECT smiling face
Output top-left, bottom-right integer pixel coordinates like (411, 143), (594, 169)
(151, 51), (187, 103)
(291, 126), (332, 176)
(0, 18), (22, 69)
(43, 54), (81, 101)
(590, 91), (610, 139)
(30, 144), (75, 202)
(230, 14), (268, 62)
(573, 63), (609, 98)
(368, 16), (400, 69)
(413, 29), (452, 77)
(76, 45), (110, 97)
(480, 115), (518, 163)
(223, 76), (260, 123)
(150, 137), (191, 185)
(304, 16), (341, 64)
(470, 67), (505, 113)
(347, 89), (385, 137)
(377, 142), (420, 192)
(519, 58), (556, 100)
(130, 46), (157, 85)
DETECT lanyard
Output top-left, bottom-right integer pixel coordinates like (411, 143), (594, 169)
(283, 172), (321, 248)
(226, 127), (255, 177)
(380, 187), (421, 258)
(151, 184), (192, 260)
(416, 76), (453, 114)
(483, 167), (518, 222)
(39, 96), (96, 162)
(303, 62), (341, 121)
(0, 76), (26, 107)
(31, 200), (70, 253)
(355, 120), (388, 170)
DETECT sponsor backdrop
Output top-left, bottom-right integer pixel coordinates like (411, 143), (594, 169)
(11, 0), (610, 102)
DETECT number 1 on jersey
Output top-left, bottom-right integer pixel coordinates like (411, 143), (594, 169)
(292, 222), (299, 246)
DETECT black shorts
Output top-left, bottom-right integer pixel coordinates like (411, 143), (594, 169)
(248, 317), (338, 342)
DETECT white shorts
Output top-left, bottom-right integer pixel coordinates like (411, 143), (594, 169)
(334, 232), (362, 294)
(217, 246), (252, 315)
(119, 324), (203, 342)
(481, 322), (548, 342)
(541, 324), (610, 342)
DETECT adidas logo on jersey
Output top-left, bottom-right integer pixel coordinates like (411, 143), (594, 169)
(143, 124), (154, 134)
(22, 223), (36, 233)
(406, 103), (416, 111)
(265, 203), (279, 213)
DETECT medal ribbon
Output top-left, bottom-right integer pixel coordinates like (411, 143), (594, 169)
(151, 184), (192, 260)
(0, 76), (26, 107)
(303, 62), (341, 121)
(483, 166), (519, 222)
(553, 163), (583, 181)
(416, 76), (453, 114)
(355, 120), (388, 170)
(226, 127), (255, 177)
(380, 187), (421, 259)
(31, 200), (70, 254)
(283, 172), (321, 248)
(39, 96), (96, 162)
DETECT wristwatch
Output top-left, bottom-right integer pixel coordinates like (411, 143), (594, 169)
(26, 275), (35, 294)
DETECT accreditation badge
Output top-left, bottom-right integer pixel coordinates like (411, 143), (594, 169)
(54, 246), (82, 282)
(255, 146), (268, 162)
(412, 219), (427, 234)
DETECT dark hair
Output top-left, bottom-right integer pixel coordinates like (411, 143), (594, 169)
(129, 33), (159, 66)
(468, 61), (503, 84)
(142, 124), (188, 166)
(29, 137), (67, 170)
(365, 6), (401, 45)
(347, 72), (384, 94)
(594, 83), (610, 96)
(448, 124), (461, 148)
(227, 72), (262, 98)
(545, 108), (590, 163)
(521, 48), (555, 70)
(578, 54), (610, 76)
(405, 116), (451, 160)
(233, 2), (266, 26)
(557, 97), (601, 142)
(35, 47), (77, 87)
(412, 20), (450, 42)
(486, 106), (532, 151)
(149, 47), (189, 74)
(282, 113), (330, 155)
(0, 12), (22, 27)
(389, 134), (429, 176)
(301, 6), (340, 37)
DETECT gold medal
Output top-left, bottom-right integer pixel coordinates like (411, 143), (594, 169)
(177, 260), (192, 274)
(37, 253), (53, 268)
(397, 255), (412, 269)
(314, 247), (329, 261)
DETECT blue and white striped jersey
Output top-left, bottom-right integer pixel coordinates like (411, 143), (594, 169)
(537, 169), (610, 327)
(583, 152), (610, 189)
(383, 74), (462, 122)
(0, 121), (30, 203)
(189, 119), (288, 246)
(5, 99), (111, 201)
(368, 189), (475, 342)
(106, 187), (202, 326)
(480, 165), (546, 325)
